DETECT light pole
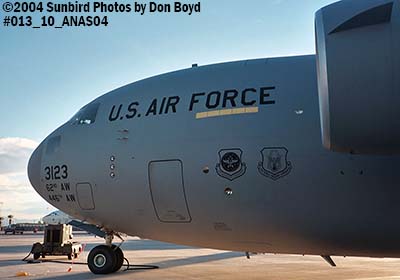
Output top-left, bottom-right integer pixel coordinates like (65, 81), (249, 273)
(7, 214), (14, 226)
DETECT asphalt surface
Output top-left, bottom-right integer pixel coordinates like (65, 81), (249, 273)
(1, 233), (400, 279)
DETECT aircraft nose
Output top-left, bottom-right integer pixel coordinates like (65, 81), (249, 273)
(28, 142), (44, 192)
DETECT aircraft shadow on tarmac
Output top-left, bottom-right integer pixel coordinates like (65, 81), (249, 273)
(0, 238), (242, 273)
(31, 252), (243, 280)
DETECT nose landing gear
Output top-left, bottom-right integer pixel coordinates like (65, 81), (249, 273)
(87, 233), (125, 274)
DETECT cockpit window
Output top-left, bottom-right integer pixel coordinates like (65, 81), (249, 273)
(71, 103), (100, 125)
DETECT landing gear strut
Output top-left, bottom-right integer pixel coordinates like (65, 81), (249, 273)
(87, 234), (125, 274)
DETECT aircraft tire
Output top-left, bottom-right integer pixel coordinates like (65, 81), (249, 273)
(111, 245), (124, 272)
(88, 245), (117, 274)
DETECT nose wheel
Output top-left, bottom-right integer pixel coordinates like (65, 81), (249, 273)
(86, 233), (159, 274)
(112, 245), (124, 272)
(87, 236), (125, 274)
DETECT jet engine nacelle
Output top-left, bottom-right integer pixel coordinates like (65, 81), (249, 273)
(315, 0), (400, 155)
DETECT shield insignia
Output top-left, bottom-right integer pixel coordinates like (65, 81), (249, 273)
(216, 149), (246, 181)
(258, 147), (292, 181)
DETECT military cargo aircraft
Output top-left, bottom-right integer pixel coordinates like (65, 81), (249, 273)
(28, 0), (400, 274)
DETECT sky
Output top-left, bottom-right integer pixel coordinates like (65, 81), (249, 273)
(0, 0), (337, 222)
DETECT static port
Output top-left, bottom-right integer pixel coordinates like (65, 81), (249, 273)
(110, 156), (115, 162)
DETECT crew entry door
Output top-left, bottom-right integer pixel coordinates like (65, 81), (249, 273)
(148, 160), (191, 223)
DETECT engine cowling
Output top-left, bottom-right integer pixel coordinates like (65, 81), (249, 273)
(315, 0), (400, 155)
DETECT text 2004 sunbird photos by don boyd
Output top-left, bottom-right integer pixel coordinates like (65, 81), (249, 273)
(4, 1), (201, 27)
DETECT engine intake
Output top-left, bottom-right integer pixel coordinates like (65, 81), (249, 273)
(315, 0), (400, 155)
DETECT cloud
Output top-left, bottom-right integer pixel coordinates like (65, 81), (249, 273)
(0, 137), (55, 223)
(0, 137), (38, 175)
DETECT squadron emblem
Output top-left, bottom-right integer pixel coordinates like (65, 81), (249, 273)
(258, 147), (292, 181)
(216, 149), (246, 181)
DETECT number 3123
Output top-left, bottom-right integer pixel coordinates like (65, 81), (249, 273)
(44, 165), (68, 180)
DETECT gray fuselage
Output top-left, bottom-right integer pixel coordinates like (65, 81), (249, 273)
(28, 55), (400, 258)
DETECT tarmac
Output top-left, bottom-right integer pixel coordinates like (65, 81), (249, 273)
(1, 233), (400, 280)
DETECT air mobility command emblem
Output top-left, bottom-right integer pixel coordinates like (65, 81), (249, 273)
(258, 147), (292, 181)
(216, 149), (246, 181)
